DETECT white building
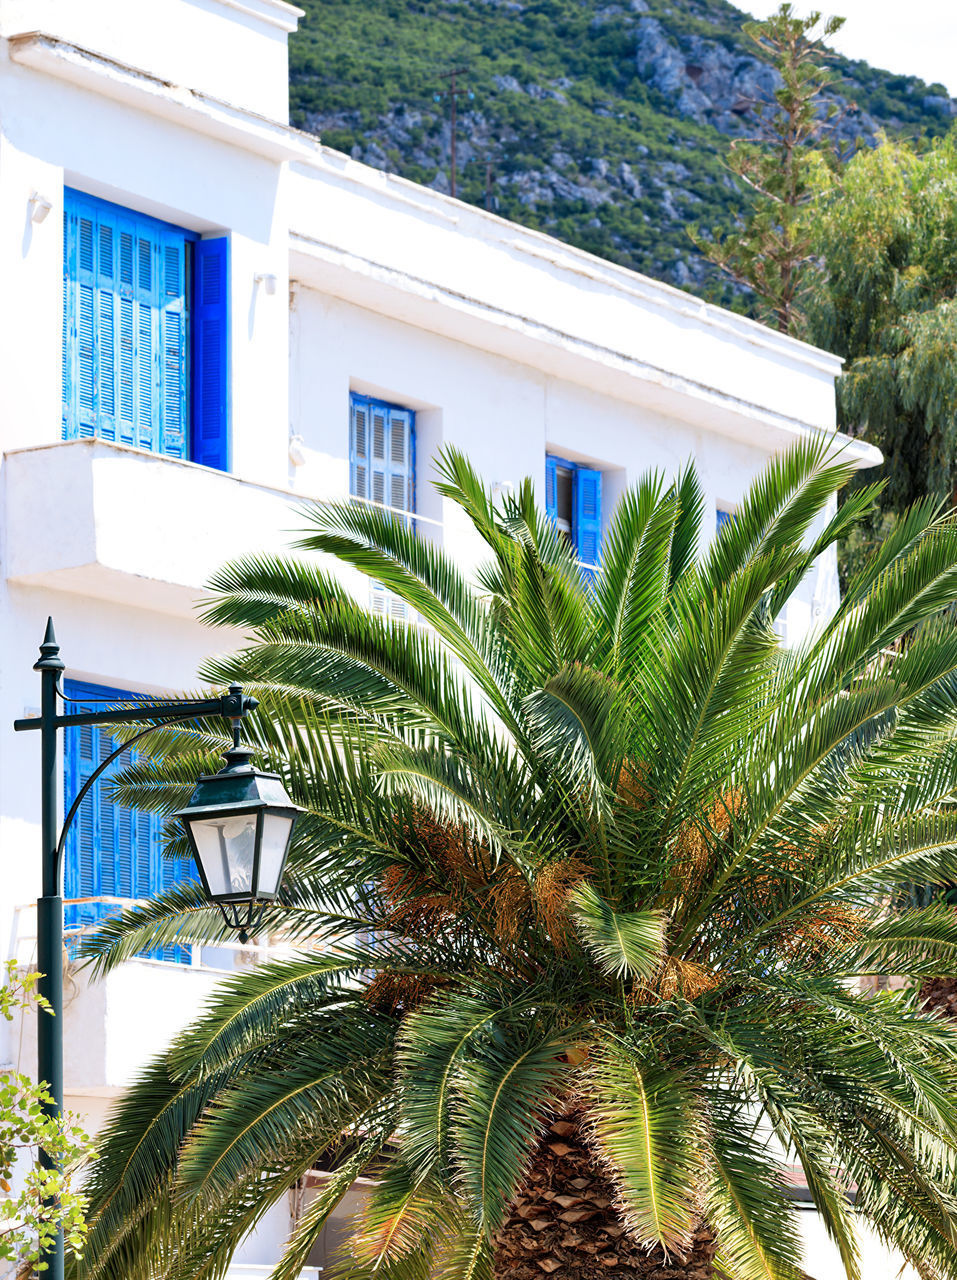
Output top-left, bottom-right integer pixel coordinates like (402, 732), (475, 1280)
(0, 0), (892, 1276)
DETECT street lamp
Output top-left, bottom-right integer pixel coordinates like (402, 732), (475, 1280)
(13, 619), (299, 1280)
(175, 740), (300, 942)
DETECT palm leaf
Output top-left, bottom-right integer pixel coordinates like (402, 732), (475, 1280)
(567, 882), (665, 980)
(450, 1019), (574, 1231)
(583, 1037), (703, 1254)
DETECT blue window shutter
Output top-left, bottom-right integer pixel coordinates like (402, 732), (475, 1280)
(368, 400), (389, 506)
(95, 216), (117, 441)
(63, 680), (196, 964)
(716, 508), (734, 533)
(192, 237), (230, 471)
(387, 407), (415, 514)
(62, 209), (77, 437)
(75, 210), (97, 437)
(63, 718), (99, 935)
(63, 191), (191, 456)
(160, 235), (188, 458)
(545, 455), (558, 521)
(117, 216), (137, 445)
(98, 725), (121, 899)
(574, 466), (602, 566)
(136, 237), (159, 452)
(351, 396), (415, 515)
(350, 395), (369, 499)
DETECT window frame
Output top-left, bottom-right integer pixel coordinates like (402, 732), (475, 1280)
(62, 678), (196, 964)
(545, 452), (603, 569)
(62, 188), (230, 472)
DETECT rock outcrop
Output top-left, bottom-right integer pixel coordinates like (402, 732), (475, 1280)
(291, 0), (956, 297)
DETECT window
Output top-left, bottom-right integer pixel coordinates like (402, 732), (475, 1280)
(349, 393), (415, 514)
(63, 680), (196, 964)
(350, 393), (416, 621)
(716, 507), (734, 533)
(62, 189), (229, 470)
(545, 454), (603, 567)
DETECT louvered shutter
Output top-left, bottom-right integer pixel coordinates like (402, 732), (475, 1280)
(155, 854), (193, 964)
(545, 455), (558, 521)
(159, 235), (188, 458)
(370, 401), (388, 506)
(75, 210), (96, 437)
(574, 466), (602, 567)
(97, 218), (117, 439)
(62, 681), (195, 964)
(62, 209), (76, 435)
(63, 192), (190, 457)
(388, 408), (414, 515)
(349, 396), (415, 516)
(352, 395), (416, 621)
(192, 237), (230, 471)
(370, 582), (410, 622)
(63, 718), (99, 937)
(350, 397), (369, 499)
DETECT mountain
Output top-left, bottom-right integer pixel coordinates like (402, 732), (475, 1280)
(288, 0), (956, 304)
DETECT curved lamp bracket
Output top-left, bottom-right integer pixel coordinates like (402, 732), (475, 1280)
(53, 710), (212, 887)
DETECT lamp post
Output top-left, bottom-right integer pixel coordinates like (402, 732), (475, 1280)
(13, 619), (300, 1280)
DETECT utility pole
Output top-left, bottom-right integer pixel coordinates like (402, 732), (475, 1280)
(435, 67), (470, 199)
(484, 157), (495, 211)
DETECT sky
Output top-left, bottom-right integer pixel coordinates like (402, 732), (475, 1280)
(732, 1), (957, 95)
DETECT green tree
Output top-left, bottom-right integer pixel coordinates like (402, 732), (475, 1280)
(694, 3), (844, 333)
(804, 130), (957, 1012)
(73, 444), (957, 1280)
(805, 131), (957, 517)
(0, 960), (95, 1274)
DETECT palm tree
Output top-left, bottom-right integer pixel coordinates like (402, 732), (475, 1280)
(72, 441), (957, 1280)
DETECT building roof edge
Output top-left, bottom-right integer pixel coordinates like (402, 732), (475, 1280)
(290, 145), (845, 379)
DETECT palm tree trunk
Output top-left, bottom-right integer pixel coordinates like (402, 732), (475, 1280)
(920, 904), (957, 1020)
(921, 976), (957, 1019)
(492, 1114), (717, 1278)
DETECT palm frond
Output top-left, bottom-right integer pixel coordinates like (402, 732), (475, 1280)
(583, 1037), (703, 1255)
(450, 1019), (574, 1231)
(706, 1112), (809, 1280)
(267, 1125), (394, 1280)
(567, 882), (665, 980)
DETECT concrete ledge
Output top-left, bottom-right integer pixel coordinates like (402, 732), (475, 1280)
(3, 439), (313, 616)
(7, 33), (320, 160)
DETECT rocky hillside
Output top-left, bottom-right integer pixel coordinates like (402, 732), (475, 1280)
(289, 0), (956, 303)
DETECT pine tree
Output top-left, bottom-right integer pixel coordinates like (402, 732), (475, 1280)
(693, 4), (844, 334)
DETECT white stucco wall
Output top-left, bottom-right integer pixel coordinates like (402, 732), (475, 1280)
(0, 0), (302, 121)
(289, 287), (840, 638)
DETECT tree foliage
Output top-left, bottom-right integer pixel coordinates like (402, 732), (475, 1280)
(289, 0), (952, 300)
(69, 444), (957, 1280)
(805, 131), (957, 522)
(694, 4), (844, 333)
(0, 961), (95, 1273)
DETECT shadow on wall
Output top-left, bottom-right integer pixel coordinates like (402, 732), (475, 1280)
(302, 1175), (377, 1271)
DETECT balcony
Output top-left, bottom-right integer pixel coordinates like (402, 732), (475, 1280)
(3, 440), (312, 616)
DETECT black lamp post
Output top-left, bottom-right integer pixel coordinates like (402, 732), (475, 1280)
(13, 619), (299, 1280)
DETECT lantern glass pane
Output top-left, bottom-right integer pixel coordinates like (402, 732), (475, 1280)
(189, 813), (258, 898)
(257, 814), (293, 896)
